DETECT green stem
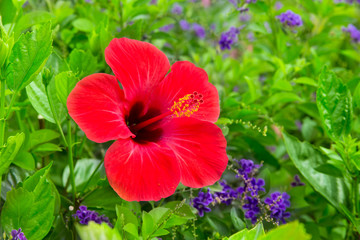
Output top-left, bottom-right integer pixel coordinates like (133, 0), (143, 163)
(0, 78), (5, 147)
(45, 86), (68, 146)
(5, 91), (17, 119)
(67, 118), (77, 204)
(353, 177), (359, 217)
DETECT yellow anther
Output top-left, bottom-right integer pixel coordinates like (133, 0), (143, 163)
(170, 92), (204, 118)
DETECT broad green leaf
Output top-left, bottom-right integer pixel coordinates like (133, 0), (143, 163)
(142, 212), (154, 239)
(164, 201), (196, 219)
(123, 223), (138, 238)
(353, 82), (360, 108)
(0, 133), (25, 175)
(228, 223), (264, 240)
(14, 11), (56, 37)
(149, 207), (170, 224)
(76, 222), (122, 240)
(82, 184), (122, 210)
(119, 20), (145, 40)
(32, 143), (62, 152)
(293, 77), (318, 87)
(316, 67), (352, 140)
(62, 159), (103, 192)
(340, 50), (360, 62)
(68, 49), (97, 78)
(283, 132), (351, 218)
(115, 205), (138, 229)
(28, 129), (60, 150)
(264, 92), (302, 107)
(6, 22), (52, 92)
(1, 163), (55, 240)
(207, 216), (230, 236)
(230, 207), (245, 231)
(55, 71), (78, 107)
(26, 73), (66, 124)
(13, 151), (35, 170)
(259, 221), (311, 240)
(72, 18), (94, 32)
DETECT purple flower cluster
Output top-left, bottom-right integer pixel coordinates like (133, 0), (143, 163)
(342, 24), (360, 43)
(219, 27), (240, 50)
(73, 205), (113, 227)
(171, 3), (183, 15)
(191, 188), (213, 217)
(243, 197), (261, 224)
(334, 0), (360, 3)
(265, 192), (291, 224)
(214, 180), (240, 205)
(11, 229), (27, 240)
(180, 20), (191, 30)
(291, 175), (305, 187)
(159, 24), (174, 32)
(192, 23), (206, 39)
(276, 10), (303, 27)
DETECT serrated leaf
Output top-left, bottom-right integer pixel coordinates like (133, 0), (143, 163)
(316, 67), (352, 140)
(6, 22), (52, 92)
(76, 222), (122, 240)
(68, 49), (97, 78)
(0, 133), (25, 175)
(228, 222), (264, 240)
(283, 132), (352, 220)
(55, 71), (78, 107)
(259, 221), (311, 240)
(26, 74), (66, 124)
(1, 163), (55, 240)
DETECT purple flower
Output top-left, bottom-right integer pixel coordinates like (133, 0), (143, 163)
(237, 159), (261, 179)
(192, 23), (206, 38)
(239, 13), (251, 22)
(179, 20), (191, 31)
(73, 205), (113, 227)
(243, 196), (261, 224)
(276, 10), (303, 27)
(11, 228), (27, 240)
(342, 24), (360, 43)
(265, 192), (291, 224)
(219, 27), (240, 50)
(214, 180), (238, 205)
(295, 120), (302, 131)
(245, 0), (257, 3)
(247, 32), (255, 42)
(275, 1), (283, 10)
(171, 3), (183, 15)
(159, 24), (174, 32)
(247, 178), (265, 196)
(191, 188), (213, 217)
(150, 0), (157, 4)
(291, 175), (305, 187)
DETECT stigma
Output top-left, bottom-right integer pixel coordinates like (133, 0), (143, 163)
(170, 91), (204, 118)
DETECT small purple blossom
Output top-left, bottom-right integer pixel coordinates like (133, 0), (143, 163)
(276, 10), (303, 27)
(247, 178), (265, 196)
(179, 20), (191, 31)
(291, 175), (305, 187)
(159, 24), (174, 32)
(219, 27), (240, 50)
(239, 13), (251, 22)
(295, 120), (302, 131)
(171, 3), (183, 15)
(150, 0), (157, 4)
(265, 192), (291, 224)
(191, 188), (213, 217)
(342, 24), (360, 43)
(192, 23), (206, 39)
(247, 32), (255, 42)
(11, 228), (27, 240)
(214, 180), (238, 205)
(275, 1), (283, 10)
(245, 0), (257, 3)
(243, 196), (261, 224)
(73, 205), (113, 227)
(237, 159), (261, 179)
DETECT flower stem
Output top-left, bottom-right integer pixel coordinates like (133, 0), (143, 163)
(45, 86), (68, 146)
(0, 77), (6, 147)
(67, 117), (77, 204)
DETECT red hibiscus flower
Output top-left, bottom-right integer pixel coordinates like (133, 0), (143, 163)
(67, 38), (228, 201)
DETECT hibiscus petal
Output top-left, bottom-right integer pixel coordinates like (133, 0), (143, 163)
(67, 73), (134, 143)
(104, 139), (180, 201)
(163, 117), (228, 188)
(153, 61), (220, 123)
(105, 38), (170, 99)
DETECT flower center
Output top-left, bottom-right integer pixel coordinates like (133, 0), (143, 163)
(129, 91), (204, 134)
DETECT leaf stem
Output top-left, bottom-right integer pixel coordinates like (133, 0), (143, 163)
(67, 117), (77, 204)
(0, 77), (5, 147)
(45, 86), (68, 146)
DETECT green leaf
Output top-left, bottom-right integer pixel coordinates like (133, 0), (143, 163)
(1, 163), (55, 240)
(119, 20), (145, 40)
(32, 143), (62, 152)
(207, 216), (230, 236)
(283, 132), (351, 218)
(264, 92), (302, 107)
(340, 50), (360, 62)
(82, 184), (122, 210)
(123, 223), (138, 238)
(228, 223), (264, 240)
(62, 159), (103, 192)
(68, 49), (97, 78)
(142, 212), (154, 239)
(164, 201), (195, 219)
(115, 205), (138, 234)
(259, 221), (311, 240)
(14, 11), (56, 36)
(230, 207), (245, 231)
(13, 151), (35, 170)
(149, 207), (170, 224)
(6, 22), (52, 92)
(72, 18), (94, 32)
(28, 129), (60, 150)
(293, 77), (318, 87)
(26, 73), (66, 124)
(76, 222), (122, 240)
(0, 133), (25, 175)
(316, 67), (352, 140)
(55, 71), (78, 107)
